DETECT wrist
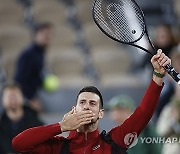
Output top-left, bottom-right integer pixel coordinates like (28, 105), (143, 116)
(153, 70), (165, 78)
(153, 75), (164, 86)
(59, 121), (66, 132)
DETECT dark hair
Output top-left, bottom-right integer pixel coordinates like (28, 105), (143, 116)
(2, 81), (22, 93)
(33, 22), (52, 34)
(77, 86), (103, 108)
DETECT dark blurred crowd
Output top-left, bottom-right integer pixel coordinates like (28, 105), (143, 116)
(0, 82), (43, 153)
(0, 0), (180, 153)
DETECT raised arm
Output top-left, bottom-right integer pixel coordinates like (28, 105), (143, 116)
(109, 49), (171, 148)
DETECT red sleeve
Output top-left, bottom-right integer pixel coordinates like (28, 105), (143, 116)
(12, 123), (63, 153)
(109, 80), (163, 149)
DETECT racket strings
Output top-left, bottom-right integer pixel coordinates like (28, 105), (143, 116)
(94, 1), (115, 37)
(107, 3), (133, 41)
(108, 4), (137, 43)
(93, 0), (145, 43)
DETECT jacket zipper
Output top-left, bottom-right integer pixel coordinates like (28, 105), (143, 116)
(84, 133), (88, 154)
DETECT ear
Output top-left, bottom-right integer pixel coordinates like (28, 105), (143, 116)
(98, 109), (105, 119)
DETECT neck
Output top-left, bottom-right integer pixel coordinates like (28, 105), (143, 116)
(6, 107), (24, 122)
(77, 121), (98, 133)
(35, 40), (47, 48)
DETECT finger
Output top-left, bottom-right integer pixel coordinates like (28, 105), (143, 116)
(75, 112), (94, 120)
(154, 49), (162, 60)
(66, 109), (74, 116)
(152, 51), (162, 61)
(77, 110), (93, 116)
(163, 59), (171, 67)
(159, 57), (168, 66)
(158, 53), (165, 63)
(157, 49), (162, 55)
(78, 113), (95, 119)
(69, 106), (75, 114)
(78, 120), (92, 127)
(72, 106), (76, 114)
(79, 116), (95, 123)
(152, 54), (160, 61)
(86, 117), (95, 121)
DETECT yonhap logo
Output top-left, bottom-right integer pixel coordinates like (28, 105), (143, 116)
(124, 132), (138, 148)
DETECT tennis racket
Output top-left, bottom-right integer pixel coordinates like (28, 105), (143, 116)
(92, 0), (180, 84)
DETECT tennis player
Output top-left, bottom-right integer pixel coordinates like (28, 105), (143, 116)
(13, 49), (170, 153)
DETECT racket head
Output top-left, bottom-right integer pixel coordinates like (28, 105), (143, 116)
(92, 0), (180, 84)
(92, 0), (146, 44)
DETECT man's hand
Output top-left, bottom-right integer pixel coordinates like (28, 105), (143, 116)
(151, 49), (171, 86)
(59, 107), (95, 132)
(29, 99), (43, 112)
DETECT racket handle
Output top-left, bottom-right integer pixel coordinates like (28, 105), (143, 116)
(164, 64), (180, 85)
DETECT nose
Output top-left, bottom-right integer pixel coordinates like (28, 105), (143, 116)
(84, 103), (90, 110)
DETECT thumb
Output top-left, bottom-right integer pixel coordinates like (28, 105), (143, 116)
(152, 49), (162, 61)
(67, 106), (75, 115)
(71, 106), (76, 114)
(157, 49), (162, 55)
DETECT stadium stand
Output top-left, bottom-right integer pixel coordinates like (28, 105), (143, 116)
(0, 0), (179, 116)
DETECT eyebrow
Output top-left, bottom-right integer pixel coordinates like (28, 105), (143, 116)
(79, 99), (97, 103)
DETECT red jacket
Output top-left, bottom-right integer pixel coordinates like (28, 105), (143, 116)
(12, 80), (163, 154)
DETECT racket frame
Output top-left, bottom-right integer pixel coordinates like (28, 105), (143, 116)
(92, 0), (180, 84)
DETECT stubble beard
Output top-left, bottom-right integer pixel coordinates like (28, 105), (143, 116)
(79, 117), (99, 132)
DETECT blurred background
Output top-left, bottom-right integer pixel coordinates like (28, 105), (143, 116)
(0, 0), (180, 153)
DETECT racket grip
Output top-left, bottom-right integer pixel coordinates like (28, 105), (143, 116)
(164, 64), (180, 85)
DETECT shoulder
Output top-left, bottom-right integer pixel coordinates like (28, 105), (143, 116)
(44, 136), (66, 150)
(0, 112), (10, 132)
(19, 44), (35, 59)
(0, 112), (8, 124)
(23, 105), (37, 114)
(0, 114), (3, 126)
(23, 105), (44, 125)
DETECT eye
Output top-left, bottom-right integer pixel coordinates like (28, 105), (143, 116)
(80, 101), (85, 104)
(90, 102), (96, 106)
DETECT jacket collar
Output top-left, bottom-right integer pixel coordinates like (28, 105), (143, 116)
(67, 129), (100, 143)
(32, 42), (46, 52)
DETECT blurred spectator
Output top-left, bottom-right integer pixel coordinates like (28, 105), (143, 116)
(154, 24), (178, 56)
(14, 22), (53, 112)
(156, 84), (180, 154)
(135, 0), (177, 25)
(138, 24), (178, 70)
(107, 95), (162, 154)
(155, 47), (180, 121)
(0, 82), (43, 154)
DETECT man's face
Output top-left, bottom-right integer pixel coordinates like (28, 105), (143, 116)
(2, 88), (24, 110)
(155, 26), (171, 47)
(76, 92), (104, 123)
(109, 108), (132, 125)
(36, 28), (53, 47)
